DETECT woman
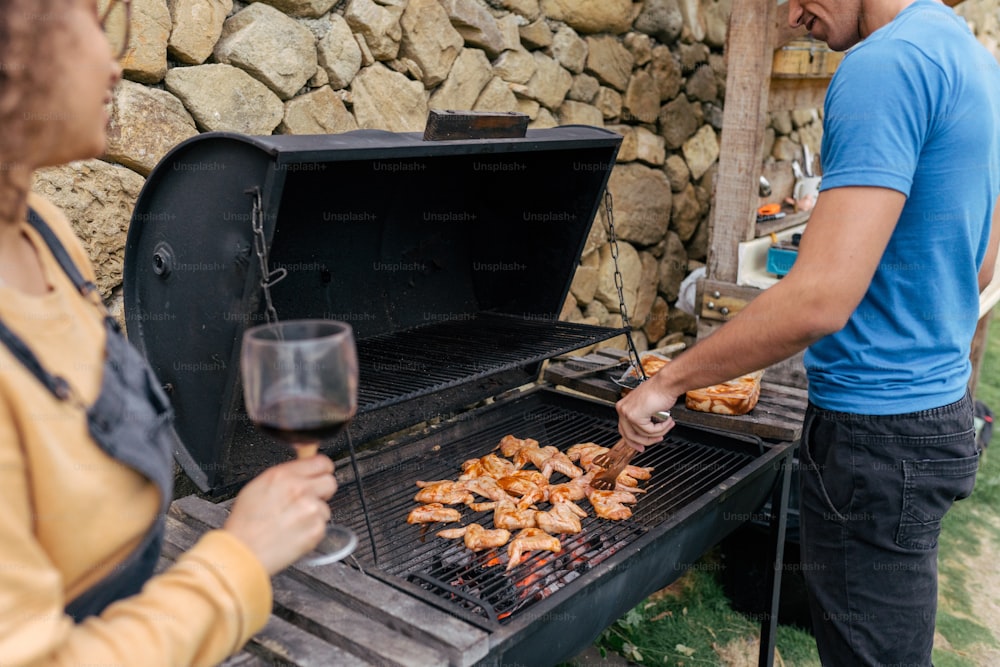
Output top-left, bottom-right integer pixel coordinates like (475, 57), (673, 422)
(0, 0), (337, 663)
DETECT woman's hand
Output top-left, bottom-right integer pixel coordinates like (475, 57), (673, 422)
(616, 375), (678, 452)
(223, 455), (338, 575)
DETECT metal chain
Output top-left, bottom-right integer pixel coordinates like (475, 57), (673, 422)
(248, 187), (287, 324)
(603, 190), (647, 381)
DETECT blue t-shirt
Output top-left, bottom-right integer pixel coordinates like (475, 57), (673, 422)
(805, 0), (1000, 414)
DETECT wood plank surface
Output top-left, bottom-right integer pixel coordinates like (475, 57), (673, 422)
(707, 0), (776, 284)
(544, 356), (807, 442)
(242, 616), (376, 667)
(756, 210), (810, 238)
(269, 574), (448, 667)
(218, 654), (270, 667)
(163, 496), (491, 667)
(667, 381), (807, 441)
(768, 76), (830, 112)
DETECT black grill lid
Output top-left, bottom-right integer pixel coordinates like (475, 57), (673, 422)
(124, 126), (623, 493)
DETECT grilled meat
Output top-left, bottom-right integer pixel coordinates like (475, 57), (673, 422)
(536, 501), (587, 534)
(547, 472), (594, 504)
(414, 480), (474, 505)
(498, 434), (539, 458)
(497, 472), (548, 508)
(623, 464), (653, 480)
(459, 453), (516, 480)
(493, 499), (538, 530)
(461, 477), (515, 503)
(407, 503), (462, 524)
(565, 443), (609, 468)
(406, 435), (654, 558)
(512, 442), (583, 479)
(437, 523), (512, 551)
(506, 528), (562, 571)
(586, 489), (637, 521)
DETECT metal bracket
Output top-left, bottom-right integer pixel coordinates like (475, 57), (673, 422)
(697, 279), (758, 323)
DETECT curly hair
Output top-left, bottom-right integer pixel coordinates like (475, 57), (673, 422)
(0, 0), (60, 218)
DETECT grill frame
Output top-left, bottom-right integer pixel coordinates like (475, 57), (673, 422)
(325, 386), (793, 665)
(124, 124), (797, 666)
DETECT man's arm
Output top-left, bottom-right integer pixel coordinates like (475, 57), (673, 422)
(977, 195), (1000, 292)
(617, 185), (906, 447)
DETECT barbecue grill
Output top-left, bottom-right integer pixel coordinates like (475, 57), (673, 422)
(124, 121), (793, 666)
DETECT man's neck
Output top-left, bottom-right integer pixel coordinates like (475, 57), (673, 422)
(860, 0), (922, 39)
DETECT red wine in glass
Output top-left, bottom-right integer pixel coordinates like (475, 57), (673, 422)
(256, 395), (353, 447)
(241, 319), (359, 565)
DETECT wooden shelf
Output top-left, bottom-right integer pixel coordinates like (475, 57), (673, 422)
(772, 38), (843, 78)
(756, 210), (809, 238)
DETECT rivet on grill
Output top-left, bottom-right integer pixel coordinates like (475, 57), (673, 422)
(151, 242), (174, 278)
(720, 307), (730, 316)
(712, 290), (721, 298)
(707, 301), (716, 310)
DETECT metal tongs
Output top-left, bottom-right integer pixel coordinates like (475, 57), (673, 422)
(592, 361), (671, 490)
(591, 414), (670, 490)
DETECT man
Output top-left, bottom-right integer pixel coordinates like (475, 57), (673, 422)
(617, 0), (1000, 664)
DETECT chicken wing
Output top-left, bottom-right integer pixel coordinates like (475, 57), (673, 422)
(512, 442), (584, 479)
(437, 523), (512, 551)
(547, 472), (594, 504)
(407, 503), (462, 524)
(414, 480), (474, 505)
(459, 453), (516, 480)
(498, 434), (539, 458)
(586, 489), (637, 521)
(506, 527), (562, 570)
(565, 443), (609, 468)
(536, 501), (587, 534)
(497, 474), (547, 508)
(624, 464), (653, 480)
(461, 476), (515, 503)
(541, 449), (584, 479)
(493, 499), (538, 530)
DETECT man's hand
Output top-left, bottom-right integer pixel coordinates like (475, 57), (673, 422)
(224, 455), (338, 575)
(616, 373), (677, 451)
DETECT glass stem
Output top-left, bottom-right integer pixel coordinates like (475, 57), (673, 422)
(295, 442), (320, 458)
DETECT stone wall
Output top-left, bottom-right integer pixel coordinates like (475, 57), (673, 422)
(30, 0), (730, 348)
(31, 0), (1000, 351)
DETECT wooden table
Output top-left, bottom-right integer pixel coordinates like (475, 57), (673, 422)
(158, 496), (490, 667)
(542, 349), (808, 442)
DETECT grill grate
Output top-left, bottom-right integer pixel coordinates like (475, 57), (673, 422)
(356, 314), (624, 411)
(333, 395), (757, 627)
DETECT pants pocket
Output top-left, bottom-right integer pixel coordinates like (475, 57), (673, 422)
(800, 410), (855, 521)
(896, 451), (979, 550)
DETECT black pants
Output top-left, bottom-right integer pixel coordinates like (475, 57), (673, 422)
(799, 393), (979, 666)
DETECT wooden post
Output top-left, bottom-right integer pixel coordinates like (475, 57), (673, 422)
(706, 0), (777, 284)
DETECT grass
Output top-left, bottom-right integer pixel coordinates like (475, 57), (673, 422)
(590, 564), (820, 666)
(568, 310), (1000, 667)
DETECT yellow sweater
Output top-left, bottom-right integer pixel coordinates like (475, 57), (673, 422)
(0, 195), (271, 666)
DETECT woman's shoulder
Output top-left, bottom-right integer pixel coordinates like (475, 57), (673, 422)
(26, 192), (99, 282)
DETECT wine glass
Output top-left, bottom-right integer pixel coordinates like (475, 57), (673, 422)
(240, 319), (359, 566)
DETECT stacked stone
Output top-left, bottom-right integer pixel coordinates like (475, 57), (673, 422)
(32, 0), (744, 347)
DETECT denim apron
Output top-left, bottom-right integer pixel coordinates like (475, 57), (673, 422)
(0, 209), (175, 622)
